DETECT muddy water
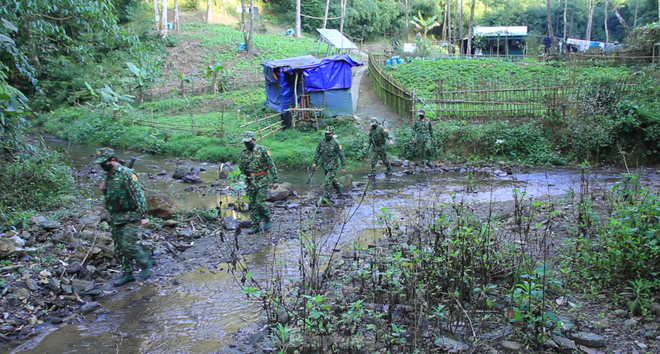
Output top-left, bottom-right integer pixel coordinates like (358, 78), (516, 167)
(11, 140), (659, 354)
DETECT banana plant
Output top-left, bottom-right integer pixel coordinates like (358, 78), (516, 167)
(123, 62), (160, 103)
(84, 82), (134, 115)
(172, 70), (197, 97)
(202, 62), (227, 94)
(410, 12), (440, 39)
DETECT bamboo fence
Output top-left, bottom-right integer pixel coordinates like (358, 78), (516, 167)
(367, 53), (415, 120)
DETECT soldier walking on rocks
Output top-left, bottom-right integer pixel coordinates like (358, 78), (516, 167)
(368, 118), (394, 177)
(312, 126), (346, 205)
(412, 110), (434, 167)
(238, 131), (280, 234)
(95, 148), (153, 287)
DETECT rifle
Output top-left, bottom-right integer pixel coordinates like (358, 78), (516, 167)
(306, 167), (316, 184)
(128, 156), (140, 169)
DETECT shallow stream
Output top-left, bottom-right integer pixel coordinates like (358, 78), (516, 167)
(6, 140), (659, 354)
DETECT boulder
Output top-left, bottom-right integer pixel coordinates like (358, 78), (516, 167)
(10, 235), (25, 248)
(38, 220), (62, 230)
(145, 191), (178, 219)
(0, 238), (16, 258)
(337, 174), (354, 190)
(222, 217), (238, 230)
(79, 302), (102, 314)
(267, 182), (292, 202)
(172, 166), (189, 179)
(78, 214), (101, 228)
(571, 332), (606, 348)
(182, 175), (203, 184)
(436, 337), (468, 353)
(71, 279), (94, 293)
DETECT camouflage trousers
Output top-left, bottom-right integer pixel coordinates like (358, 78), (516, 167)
(415, 139), (433, 163)
(370, 146), (392, 173)
(246, 177), (271, 230)
(111, 220), (149, 275)
(322, 168), (342, 200)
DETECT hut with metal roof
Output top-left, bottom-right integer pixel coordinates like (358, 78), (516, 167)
(472, 26), (528, 56)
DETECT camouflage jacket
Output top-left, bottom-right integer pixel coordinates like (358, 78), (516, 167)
(238, 144), (279, 184)
(104, 165), (148, 224)
(313, 138), (346, 170)
(412, 118), (433, 141)
(369, 124), (391, 147)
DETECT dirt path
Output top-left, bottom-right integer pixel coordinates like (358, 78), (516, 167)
(352, 54), (403, 137)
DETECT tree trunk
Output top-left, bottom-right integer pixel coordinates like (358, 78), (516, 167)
(459, 0), (464, 43)
(604, 0), (609, 43)
(563, 0), (568, 40)
(442, 1), (448, 41)
(586, 0), (594, 41)
(467, 0), (475, 55)
(153, 0), (160, 31)
(249, 0), (255, 54)
(207, 0), (212, 24)
(174, 0), (180, 30)
(160, 0), (168, 38)
(608, 0), (630, 35)
(295, 0), (302, 38)
(633, 0), (638, 28)
(570, 8), (574, 38)
(405, 0), (409, 41)
(546, 0), (555, 45)
(323, 0), (330, 29)
(448, 0), (452, 44)
(339, 0), (347, 33)
(658, 0), (660, 22)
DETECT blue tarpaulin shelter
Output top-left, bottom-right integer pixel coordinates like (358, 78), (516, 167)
(262, 53), (363, 117)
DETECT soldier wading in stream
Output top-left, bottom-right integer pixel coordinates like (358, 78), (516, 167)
(238, 131), (280, 234)
(95, 148), (153, 286)
(368, 118), (394, 177)
(312, 126), (347, 205)
(412, 110), (435, 167)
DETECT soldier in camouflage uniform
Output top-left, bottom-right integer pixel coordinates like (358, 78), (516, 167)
(368, 118), (394, 177)
(412, 110), (434, 167)
(312, 126), (346, 204)
(238, 131), (280, 234)
(95, 148), (153, 287)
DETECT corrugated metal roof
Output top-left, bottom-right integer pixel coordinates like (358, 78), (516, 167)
(316, 29), (358, 49)
(474, 26), (528, 36)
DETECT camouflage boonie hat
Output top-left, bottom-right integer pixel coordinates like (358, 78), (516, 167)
(417, 110), (425, 117)
(94, 147), (115, 164)
(371, 118), (380, 125)
(242, 131), (256, 142)
(324, 126), (335, 134)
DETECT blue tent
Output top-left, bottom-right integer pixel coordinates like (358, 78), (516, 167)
(262, 53), (363, 117)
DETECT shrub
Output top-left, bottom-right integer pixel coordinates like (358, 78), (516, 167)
(195, 144), (241, 162)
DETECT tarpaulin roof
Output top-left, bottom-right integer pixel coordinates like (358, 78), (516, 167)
(316, 29), (358, 49)
(261, 53), (363, 113)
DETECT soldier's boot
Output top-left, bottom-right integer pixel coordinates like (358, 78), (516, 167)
(139, 255), (153, 281)
(337, 185), (345, 196)
(113, 274), (136, 287)
(385, 166), (393, 174)
(264, 219), (273, 231)
(367, 171), (377, 178)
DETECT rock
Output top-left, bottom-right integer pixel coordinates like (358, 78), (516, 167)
(571, 332), (606, 348)
(501, 340), (523, 352)
(26, 278), (39, 291)
(552, 335), (576, 351)
(436, 337), (468, 353)
(390, 159), (403, 166)
(178, 230), (192, 238)
(0, 238), (16, 258)
(182, 175), (203, 184)
(71, 279), (94, 293)
(6, 294), (20, 307)
(29, 216), (47, 224)
(211, 180), (221, 187)
(577, 345), (606, 354)
(0, 325), (14, 334)
(14, 287), (30, 301)
(157, 170), (167, 176)
(10, 235), (25, 248)
(481, 326), (513, 340)
(39, 270), (52, 278)
(79, 302), (102, 314)
(223, 217), (238, 230)
(145, 191), (178, 219)
(66, 263), (84, 276)
(62, 284), (73, 295)
(613, 309), (627, 318)
(28, 316), (38, 326)
(163, 220), (178, 227)
(239, 219), (252, 228)
(38, 220), (62, 230)
(78, 214), (101, 228)
(267, 182), (292, 202)
(623, 318), (638, 328)
(49, 278), (62, 295)
(173, 166), (190, 179)
(650, 302), (660, 317)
